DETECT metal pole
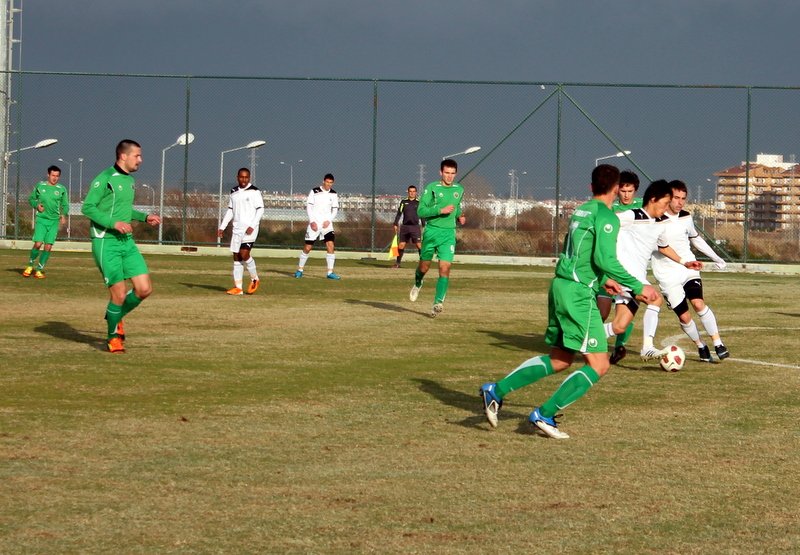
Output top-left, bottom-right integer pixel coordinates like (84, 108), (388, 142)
(743, 87), (751, 264)
(67, 162), (71, 237)
(289, 164), (294, 232)
(158, 145), (168, 244)
(369, 80), (378, 254)
(554, 85), (563, 257)
(217, 150), (224, 245)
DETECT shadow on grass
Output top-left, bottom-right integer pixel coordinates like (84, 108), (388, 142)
(477, 329), (548, 352)
(34, 321), (106, 351)
(356, 257), (391, 268)
(345, 298), (422, 315)
(773, 311), (800, 318)
(6, 267), (28, 276)
(412, 378), (529, 430)
(178, 282), (228, 292)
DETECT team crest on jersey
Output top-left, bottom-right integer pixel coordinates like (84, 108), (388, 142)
(588, 338), (599, 348)
(603, 223), (614, 233)
(453, 192), (460, 199)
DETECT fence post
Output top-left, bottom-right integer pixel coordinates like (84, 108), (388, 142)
(181, 77), (191, 245)
(743, 87), (751, 264)
(554, 85), (563, 257)
(370, 80), (378, 254)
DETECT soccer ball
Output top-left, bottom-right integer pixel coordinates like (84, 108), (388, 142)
(659, 345), (685, 372)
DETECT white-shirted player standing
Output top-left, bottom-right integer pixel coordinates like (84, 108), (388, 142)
(294, 173), (341, 280)
(604, 180), (702, 360)
(651, 180), (729, 361)
(217, 168), (264, 295)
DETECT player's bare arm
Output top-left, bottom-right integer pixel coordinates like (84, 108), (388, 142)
(658, 244), (703, 270)
(146, 214), (161, 227)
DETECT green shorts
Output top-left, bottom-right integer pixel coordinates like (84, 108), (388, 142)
(419, 227), (456, 263)
(91, 235), (149, 287)
(545, 278), (606, 354)
(32, 218), (60, 244)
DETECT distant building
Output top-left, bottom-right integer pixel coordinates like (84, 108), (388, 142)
(714, 153), (800, 231)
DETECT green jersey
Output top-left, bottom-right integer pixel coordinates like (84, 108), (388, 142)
(555, 198), (643, 295)
(82, 165), (148, 239)
(612, 197), (643, 212)
(29, 181), (68, 221)
(417, 180), (464, 229)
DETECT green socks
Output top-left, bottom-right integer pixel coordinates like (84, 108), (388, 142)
(615, 322), (634, 348)
(106, 302), (123, 339)
(37, 250), (51, 270)
(120, 290), (143, 318)
(496, 355), (554, 398)
(540, 365), (601, 418)
(414, 268), (425, 287)
(434, 277), (449, 304)
(28, 248), (40, 265)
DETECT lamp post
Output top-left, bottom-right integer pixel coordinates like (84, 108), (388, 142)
(217, 140), (267, 245)
(159, 133), (195, 244)
(442, 145), (481, 160)
(78, 158), (84, 200)
(280, 159), (303, 232)
(140, 183), (155, 210)
(508, 169), (527, 231)
(595, 150), (631, 166)
(57, 158), (73, 238)
(1, 138), (58, 238)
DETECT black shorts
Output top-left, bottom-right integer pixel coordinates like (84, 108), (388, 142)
(398, 225), (422, 244)
(305, 231), (335, 245)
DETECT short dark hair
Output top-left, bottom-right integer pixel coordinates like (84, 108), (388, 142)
(408, 185), (417, 190)
(47, 165), (61, 174)
(237, 167), (250, 175)
(441, 159), (457, 172)
(643, 180), (673, 205)
(591, 164), (620, 195)
(324, 173), (335, 182)
(619, 170), (640, 190)
(116, 139), (141, 159)
(669, 179), (688, 194)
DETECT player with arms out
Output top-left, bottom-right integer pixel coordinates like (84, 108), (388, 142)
(23, 165), (68, 278)
(217, 167), (264, 295)
(478, 164), (658, 439)
(294, 173), (341, 280)
(391, 185), (422, 268)
(408, 158), (465, 318)
(81, 140), (161, 353)
(651, 180), (730, 361)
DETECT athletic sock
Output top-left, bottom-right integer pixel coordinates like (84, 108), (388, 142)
(495, 355), (554, 398)
(28, 248), (40, 265)
(233, 261), (244, 289)
(120, 289), (143, 318)
(604, 322), (615, 338)
(697, 306), (720, 337)
(616, 322), (634, 348)
(414, 268), (425, 287)
(326, 253), (336, 273)
(434, 277), (449, 304)
(245, 257), (258, 281)
(37, 250), (51, 270)
(680, 319), (702, 344)
(106, 302), (124, 339)
(643, 305), (661, 346)
(396, 248), (404, 264)
(298, 252), (309, 271)
(540, 365), (601, 418)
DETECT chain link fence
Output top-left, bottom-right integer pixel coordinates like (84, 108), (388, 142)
(3, 72), (800, 262)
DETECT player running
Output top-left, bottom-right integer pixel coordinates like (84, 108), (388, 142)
(218, 167), (264, 295)
(23, 165), (68, 279)
(409, 158), (465, 318)
(82, 140), (161, 353)
(478, 164), (658, 439)
(651, 180), (730, 361)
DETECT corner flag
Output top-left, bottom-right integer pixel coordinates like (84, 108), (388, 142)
(388, 234), (399, 260)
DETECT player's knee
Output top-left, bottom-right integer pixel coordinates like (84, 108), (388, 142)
(135, 283), (153, 299)
(593, 360), (610, 376)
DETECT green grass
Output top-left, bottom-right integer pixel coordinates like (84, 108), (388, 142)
(2, 249), (800, 553)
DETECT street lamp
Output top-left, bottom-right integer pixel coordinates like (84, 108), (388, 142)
(217, 140), (267, 245)
(140, 183), (155, 210)
(1, 138), (58, 238)
(78, 158), (84, 200)
(58, 158), (73, 238)
(159, 133), (195, 244)
(442, 145), (481, 160)
(595, 150), (631, 166)
(280, 159), (303, 232)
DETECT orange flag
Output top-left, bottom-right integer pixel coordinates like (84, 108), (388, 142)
(388, 234), (399, 260)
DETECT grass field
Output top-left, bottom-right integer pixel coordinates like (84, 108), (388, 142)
(2, 248), (800, 553)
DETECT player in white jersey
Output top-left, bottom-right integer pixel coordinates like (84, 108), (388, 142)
(651, 180), (729, 361)
(604, 180), (702, 360)
(294, 173), (342, 280)
(218, 168), (264, 295)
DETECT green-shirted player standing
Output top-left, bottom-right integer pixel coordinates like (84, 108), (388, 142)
(81, 140), (161, 353)
(23, 165), (68, 279)
(408, 158), (465, 318)
(479, 164), (658, 439)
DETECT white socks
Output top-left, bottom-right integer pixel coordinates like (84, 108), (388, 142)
(232, 261), (244, 289)
(326, 253), (336, 273)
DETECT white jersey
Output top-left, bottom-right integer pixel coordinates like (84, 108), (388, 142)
(616, 208), (670, 283)
(305, 185), (339, 240)
(651, 209), (725, 287)
(219, 183), (264, 242)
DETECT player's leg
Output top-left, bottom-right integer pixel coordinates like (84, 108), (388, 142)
(25, 223), (46, 275)
(324, 234), (340, 279)
(395, 228), (408, 267)
(94, 239), (127, 351)
(687, 279), (729, 359)
(295, 231), (314, 277)
(410, 232), (435, 301)
(665, 282), (710, 361)
(240, 245), (260, 293)
(429, 232), (456, 316)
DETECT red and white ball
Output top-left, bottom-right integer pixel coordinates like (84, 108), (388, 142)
(659, 345), (685, 372)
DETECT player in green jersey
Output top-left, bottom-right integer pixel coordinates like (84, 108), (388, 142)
(81, 140), (161, 353)
(23, 166), (69, 279)
(604, 169), (642, 363)
(479, 164), (658, 439)
(408, 158), (465, 318)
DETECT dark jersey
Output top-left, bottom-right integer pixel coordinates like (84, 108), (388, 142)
(393, 197), (421, 226)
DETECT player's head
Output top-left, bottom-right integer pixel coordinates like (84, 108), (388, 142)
(440, 159), (457, 185)
(322, 173), (334, 190)
(590, 164), (620, 196)
(116, 139), (142, 173)
(642, 179), (673, 218)
(618, 169), (640, 206)
(668, 179), (688, 214)
(407, 185), (417, 199)
(46, 165), (61, 185)
(237, 167), (250, 187)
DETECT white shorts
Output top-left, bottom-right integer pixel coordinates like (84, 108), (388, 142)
(230, 230), (257, 253)
(305, 223), (334, 242)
